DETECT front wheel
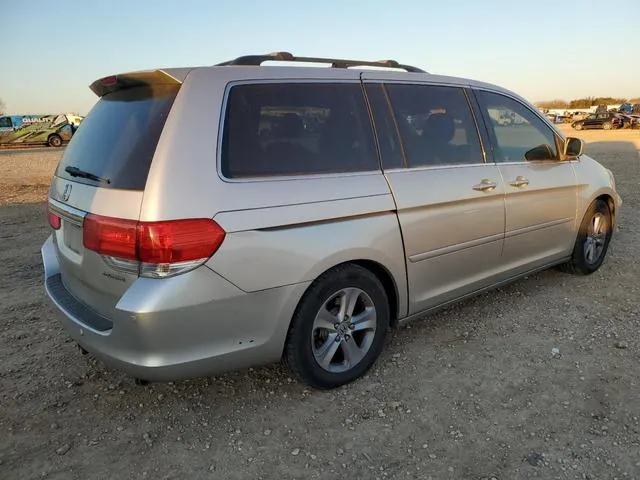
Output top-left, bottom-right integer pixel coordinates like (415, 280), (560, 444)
(574, 123), (583, 131)
(603, 122), (612, 130)
(284, 264), (390, 389)
(48, 134), (62, 147)
(560, 199), (613, 275)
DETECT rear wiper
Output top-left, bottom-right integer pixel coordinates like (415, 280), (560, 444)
(64, 166), (111, 184)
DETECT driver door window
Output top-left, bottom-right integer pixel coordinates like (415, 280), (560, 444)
(477, 91), (558, 163)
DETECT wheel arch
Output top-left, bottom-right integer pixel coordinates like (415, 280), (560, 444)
(596, 193), (616, 229)
(280, 258), (403, 359)
(302, 258), (401, 325)
(349, 259), (400, 327)
(576, 192), (617, 235)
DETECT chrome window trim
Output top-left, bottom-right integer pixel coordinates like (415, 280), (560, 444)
(463, 87), (489, 165)
(382, 162), (493, 174)
(361, 78), (469, 89)
(382, 158), (581, 172)
(469, 86), (576, 164)
(468, 86), (564, 137)
(379, 82), (488, 170)
(48, 198), (87, 225)
(215, 79), (383, 184)
(495, 159), (580, 166)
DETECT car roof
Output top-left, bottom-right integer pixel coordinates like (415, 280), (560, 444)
(92, 52), (518, 100)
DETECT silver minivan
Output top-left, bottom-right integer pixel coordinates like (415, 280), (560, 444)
(42, 53), (621, 388)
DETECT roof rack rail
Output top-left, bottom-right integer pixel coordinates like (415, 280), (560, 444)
(215, 52), (426, 73)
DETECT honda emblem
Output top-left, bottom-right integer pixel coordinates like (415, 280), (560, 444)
(62, 184), (72, 202)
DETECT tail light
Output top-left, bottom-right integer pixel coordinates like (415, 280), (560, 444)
(47, 205), (61, 230)
(83, 214), (225, 278)
(101, 75), (118, 86)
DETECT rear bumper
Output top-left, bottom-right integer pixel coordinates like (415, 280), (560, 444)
(41, 235), (309, 381)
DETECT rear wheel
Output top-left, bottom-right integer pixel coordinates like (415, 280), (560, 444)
(284, 264), (390, 389)
(603, 122), (612, 130)
(560, 199), (613, 275)
(48, 134), (62, 147)
(574, 123), (583, 131)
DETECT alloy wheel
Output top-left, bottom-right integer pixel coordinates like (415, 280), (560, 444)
(311, 287), (377, 373)
(584, 212), (608, 265)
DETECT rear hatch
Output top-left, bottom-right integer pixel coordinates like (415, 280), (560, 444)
(47, 71), (184, 321)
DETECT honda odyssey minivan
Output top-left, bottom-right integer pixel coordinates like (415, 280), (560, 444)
(42, 52), (621, 389)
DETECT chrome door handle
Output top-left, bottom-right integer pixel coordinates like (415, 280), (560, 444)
(472, 179), (497, 192)
(510, 176), (529, 188)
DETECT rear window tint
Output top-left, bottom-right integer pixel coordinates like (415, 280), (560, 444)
(56, 85), (178, 190)
(221, 83), (378, 178)
(386, 84), (483, 167)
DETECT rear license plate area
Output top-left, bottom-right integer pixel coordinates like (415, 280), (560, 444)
(63, 222), (83, 254)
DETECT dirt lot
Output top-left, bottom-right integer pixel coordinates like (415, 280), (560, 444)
(1, 129), (639, 480)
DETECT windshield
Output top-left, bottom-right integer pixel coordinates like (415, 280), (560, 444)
(56, 84), (179, 190)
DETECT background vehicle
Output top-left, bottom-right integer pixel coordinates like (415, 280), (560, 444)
(572, 112), (622, 130)
(42, 53), (621, 389)
(570, 111), (590, 121)
(616, 113), (635, 129)
(616, 103), (640, 115)
(0, 113), (81, 147)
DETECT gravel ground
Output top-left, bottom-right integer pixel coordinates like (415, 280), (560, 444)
(0, 149), (60, 206)
(1, 129), (639, 480)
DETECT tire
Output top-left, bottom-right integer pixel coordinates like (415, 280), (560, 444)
(574, 123), (583, 131)
(284, 264), (390, 389)
(603, 122), (612, 130)
(560, 199), (613, 275)
(48, 134), (62, 147)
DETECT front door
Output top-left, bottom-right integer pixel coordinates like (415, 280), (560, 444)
(582, 114), (598, 129)
(474, 90), (578, 274)
(364, 81), (506, 314)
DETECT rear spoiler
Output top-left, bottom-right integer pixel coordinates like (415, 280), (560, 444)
(89, 68), (193, 97)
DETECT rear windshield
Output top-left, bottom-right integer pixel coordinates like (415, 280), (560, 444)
(56, 84), (179, 190)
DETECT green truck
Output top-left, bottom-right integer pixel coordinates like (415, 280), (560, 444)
(0, 113), (83, 147)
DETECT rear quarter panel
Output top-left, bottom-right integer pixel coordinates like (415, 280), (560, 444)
(209, 204), (407, 317)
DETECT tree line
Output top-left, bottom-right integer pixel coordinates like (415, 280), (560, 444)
(536, 97), (640, 109)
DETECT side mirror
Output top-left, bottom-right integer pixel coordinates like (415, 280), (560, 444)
(564, 137), (584, 157)
(524, 144), (554, 161)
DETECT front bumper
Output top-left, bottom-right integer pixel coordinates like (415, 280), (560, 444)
(41, 235), (309, 381)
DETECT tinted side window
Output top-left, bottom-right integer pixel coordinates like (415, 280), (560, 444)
(385, 84), (483, 167)
(475, 90), (558, 162)
(364, 84), (405, 169)
(0, 117), (12, 128)
(221, 83), (378, 178)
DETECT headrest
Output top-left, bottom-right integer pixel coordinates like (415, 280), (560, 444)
(422, 113), (455, 143)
